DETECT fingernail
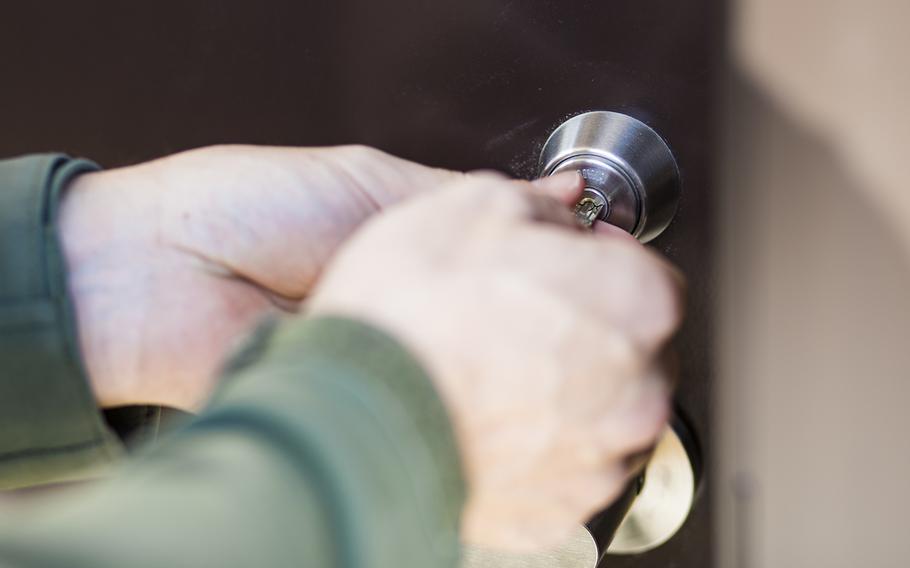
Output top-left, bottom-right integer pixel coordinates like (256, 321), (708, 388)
(531, 172), (585, 207)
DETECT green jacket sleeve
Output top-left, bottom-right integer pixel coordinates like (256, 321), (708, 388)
(0, 316), (466, 568)
(0, 155), (122, 489)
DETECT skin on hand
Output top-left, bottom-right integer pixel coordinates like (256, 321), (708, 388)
(59, 145), (466, 410)
(308, 175), (684, 552)
(60, 144), (683, 552)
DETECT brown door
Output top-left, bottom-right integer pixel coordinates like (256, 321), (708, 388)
(0, 2), (720, 566)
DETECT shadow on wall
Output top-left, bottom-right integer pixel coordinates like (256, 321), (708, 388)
(715, 71), (910, 568)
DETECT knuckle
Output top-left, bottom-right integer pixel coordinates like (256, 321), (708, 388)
(439, 179), (488, 208)
(629, 385), (671, 451)
(596, 373), (671, 455)
(338, 144), (385, 162)
(644, 262), (685, 341)
(600, 327), (641, 377)
(601, 243), (684, 346)
(462, 178), (527, 212)
(585, 465), (630, 515)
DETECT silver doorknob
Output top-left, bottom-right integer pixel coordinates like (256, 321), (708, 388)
(538, 111), (680, 243)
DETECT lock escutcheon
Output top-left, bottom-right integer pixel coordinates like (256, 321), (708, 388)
(539, 111), (681, 243)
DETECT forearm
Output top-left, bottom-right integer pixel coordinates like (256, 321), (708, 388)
(0, 316), (466, 568)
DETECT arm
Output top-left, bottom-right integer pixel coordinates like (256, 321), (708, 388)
(0, 153), (464, 567)
(0, 147), (464, 488)
(0, 316), (466, 568)
(0, 151), (680, 563)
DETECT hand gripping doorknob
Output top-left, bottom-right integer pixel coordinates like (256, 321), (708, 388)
(462, 112), (698, 568)
(541, 113), (698, 563)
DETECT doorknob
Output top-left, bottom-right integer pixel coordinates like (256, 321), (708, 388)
(538, 111), (680, 242)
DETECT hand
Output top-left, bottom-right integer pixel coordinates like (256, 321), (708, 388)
(309, 174), (684, 552)
(59, 145), (463, 410)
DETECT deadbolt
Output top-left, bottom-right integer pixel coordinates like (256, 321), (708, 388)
(539, 111), (680, 242)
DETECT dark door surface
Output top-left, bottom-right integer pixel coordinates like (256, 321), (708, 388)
(0, 2), (719, 566)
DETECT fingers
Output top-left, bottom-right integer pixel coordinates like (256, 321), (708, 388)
(308, 170), (686, 553)
(432, 171), (583, 230)
(552, 464), (630, 521)
(471, 179), (683, 352)
(594, 367), (671, 457)
(592, 220), (638, 243)
(531, 181), (686, 352)
(557, 313), (672, 461)
(522, 172), (588, 229)
(496, 224), (683, 354)
(529, 171), (586, 206)
(554, 309), (672, 472)
(589, 241), (684, 351)
(523, 191), (585, 231)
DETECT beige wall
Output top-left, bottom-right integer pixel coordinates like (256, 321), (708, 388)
(733, 0), (910, 252)
(716, 2), (910, 565)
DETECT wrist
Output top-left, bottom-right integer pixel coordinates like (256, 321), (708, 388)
(58, 172), (126, 408)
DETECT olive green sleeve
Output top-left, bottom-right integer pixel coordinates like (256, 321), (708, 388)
(0, 155), (122, 489)
(0, 316), (467, 568)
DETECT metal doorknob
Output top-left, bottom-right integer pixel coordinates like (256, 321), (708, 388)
(538, 111), (680, 243)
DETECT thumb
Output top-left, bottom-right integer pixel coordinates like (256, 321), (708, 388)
(530, 171), (586, 206)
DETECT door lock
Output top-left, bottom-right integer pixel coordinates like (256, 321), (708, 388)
(539, 111), (681, 242)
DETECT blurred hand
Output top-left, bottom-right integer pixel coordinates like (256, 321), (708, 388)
(60, 145), (463, 410)
(308, 175), (684, 551)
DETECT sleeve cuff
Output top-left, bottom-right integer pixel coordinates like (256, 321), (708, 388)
(204, 315), (467, 566)
(0, 154), (122, 489)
